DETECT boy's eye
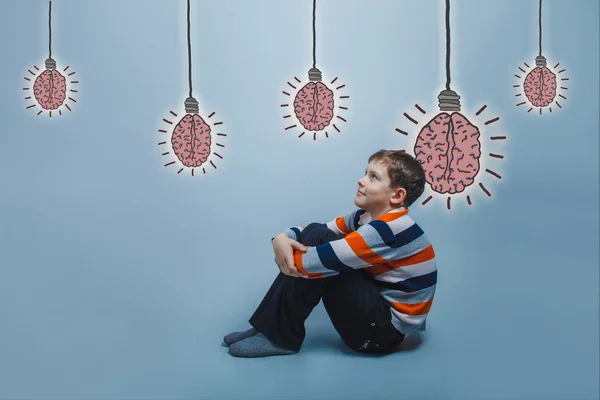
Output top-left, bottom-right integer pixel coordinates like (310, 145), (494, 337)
(370, 174), (377, 179)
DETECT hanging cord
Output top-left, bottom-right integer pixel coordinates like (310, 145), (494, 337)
(437, 0), (459, 111)
(312, 0), (317, 69)
(538, 0), (542, 56)
(445, 0), (451, 90)
(48, 1), (52, 58)
(187, 0), (193, 98)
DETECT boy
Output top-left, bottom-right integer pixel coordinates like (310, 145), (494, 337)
(223, 150), (437, 357)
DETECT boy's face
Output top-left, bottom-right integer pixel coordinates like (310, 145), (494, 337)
(354, 161), (406, 216)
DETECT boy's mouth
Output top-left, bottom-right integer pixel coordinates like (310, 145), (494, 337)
(357, 190), (365, 196)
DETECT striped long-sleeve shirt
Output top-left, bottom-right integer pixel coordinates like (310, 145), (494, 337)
(281, 207), (437, 336)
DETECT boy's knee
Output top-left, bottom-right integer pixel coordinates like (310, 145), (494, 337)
(299, 223), (338, 246)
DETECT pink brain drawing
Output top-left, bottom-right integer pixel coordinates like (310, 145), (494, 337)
(414, 112), (481, 194)
(171, 114), (212, 168)
(523, 66), (557, 107)
(33, 69), (67, 110)
(293, 82), (334, 131)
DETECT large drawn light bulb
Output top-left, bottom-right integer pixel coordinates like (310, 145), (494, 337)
(394, 0), (507, 211)
(414, 89), (481, 195)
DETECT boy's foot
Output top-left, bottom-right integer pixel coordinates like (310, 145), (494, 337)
(223, 327), (259, 346)
(228, 333), (298, 358)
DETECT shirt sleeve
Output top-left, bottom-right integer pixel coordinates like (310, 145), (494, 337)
(293, 221), (391, 279)
(324, 209), (365, 238)
(272, 209), (366, 269)
(273, 209), (365, 242)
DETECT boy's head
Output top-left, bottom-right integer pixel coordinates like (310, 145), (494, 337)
(354, 149), (426, 216)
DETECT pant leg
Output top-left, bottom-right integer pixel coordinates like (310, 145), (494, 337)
(248, 223), (340, 351)
(322, 270), (406, 353)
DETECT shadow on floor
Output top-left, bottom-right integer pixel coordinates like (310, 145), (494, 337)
(305, 330), (426, 357)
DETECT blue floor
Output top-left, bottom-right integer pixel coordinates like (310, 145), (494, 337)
(1, 178), (597, 399)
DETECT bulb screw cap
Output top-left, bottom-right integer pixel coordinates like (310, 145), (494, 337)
(184, 96), (199, 114)
(308, 67), (322, 82)
(438, 89), (461, 112)
(45, 57), (56, 69)
(535, 55), (547, 67)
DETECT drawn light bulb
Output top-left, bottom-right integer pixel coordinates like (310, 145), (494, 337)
(24, 1), (78, 117)
(281, 0), (349, 140)
(514, 0), (569, 114)
(158, 0), (227, 177)
(523, 55), (557, 107)
(394, 0), (507, 211)
(33, 57), (67, 110)
(171, 97), (212, 167)
(414, 89), (482, 195)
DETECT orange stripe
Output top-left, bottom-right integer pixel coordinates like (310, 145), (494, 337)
(390, 297), (434, 316)
(294, 250), (322, 279)
(345, 231), (388, 266)
(375, 209), (408, 222)
(367, 245), (436, 277)
(335, 217), (350, 235)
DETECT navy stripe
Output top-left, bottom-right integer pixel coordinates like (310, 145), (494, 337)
(369, 221), (424, 248)
(352, 209), (367, 229)
(291, 227), (301, 237)
(393, 224), (425, 247)
(369, 220), (397, 246)
(316, 243), (354, 273)
(375, 270), (437, 293)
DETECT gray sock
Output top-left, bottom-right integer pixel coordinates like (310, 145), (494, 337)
(223, 327), (259, 346)
(228, 333), (298, 358)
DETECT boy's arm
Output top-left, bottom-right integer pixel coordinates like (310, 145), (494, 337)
(272, 209), (366, 242)
(324, 209), (366, 238)
(293, 220), (435, 279)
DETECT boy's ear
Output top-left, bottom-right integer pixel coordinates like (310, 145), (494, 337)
(391, 188), (407, 206)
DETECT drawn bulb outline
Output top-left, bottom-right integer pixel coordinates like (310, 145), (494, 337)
(24, 1), (78, 117)
(170, 96), (212, 168)
(158, 0), (227, 177)
(293, 67), (335, 132)
(281, 0), (349, 140)
(395, 0), (507, 211)
(514, 0), (569, 114)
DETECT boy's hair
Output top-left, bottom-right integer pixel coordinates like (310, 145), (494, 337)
(368, 149), (426, 207)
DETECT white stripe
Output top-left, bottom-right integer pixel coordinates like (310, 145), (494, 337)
(390, 310), (428, 334)
(386, 214), (416, 235)
(358, 212), (373, 226)
(326, 220), (345, 236)
(328, 236), (372, 268)
(373, 258), (437, 282)
(381, 285), (436, 304)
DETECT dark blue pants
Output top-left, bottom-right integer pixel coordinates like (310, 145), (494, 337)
(249, 223), (405, 353)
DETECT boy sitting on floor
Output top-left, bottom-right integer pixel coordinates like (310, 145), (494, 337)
(224, 149), (437, 357)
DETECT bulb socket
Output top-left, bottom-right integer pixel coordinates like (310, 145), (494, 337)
(184, 96), (199, 114)
(535, 55), (547, 67)
(308, 67), (322, 82)
(45, 57), (56, 69)
(438, 89), (461, 112)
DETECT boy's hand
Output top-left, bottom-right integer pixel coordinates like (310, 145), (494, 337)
(272, 234), (308, 277)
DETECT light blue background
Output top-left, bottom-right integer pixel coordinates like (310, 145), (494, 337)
(0, 0), (598, 399)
